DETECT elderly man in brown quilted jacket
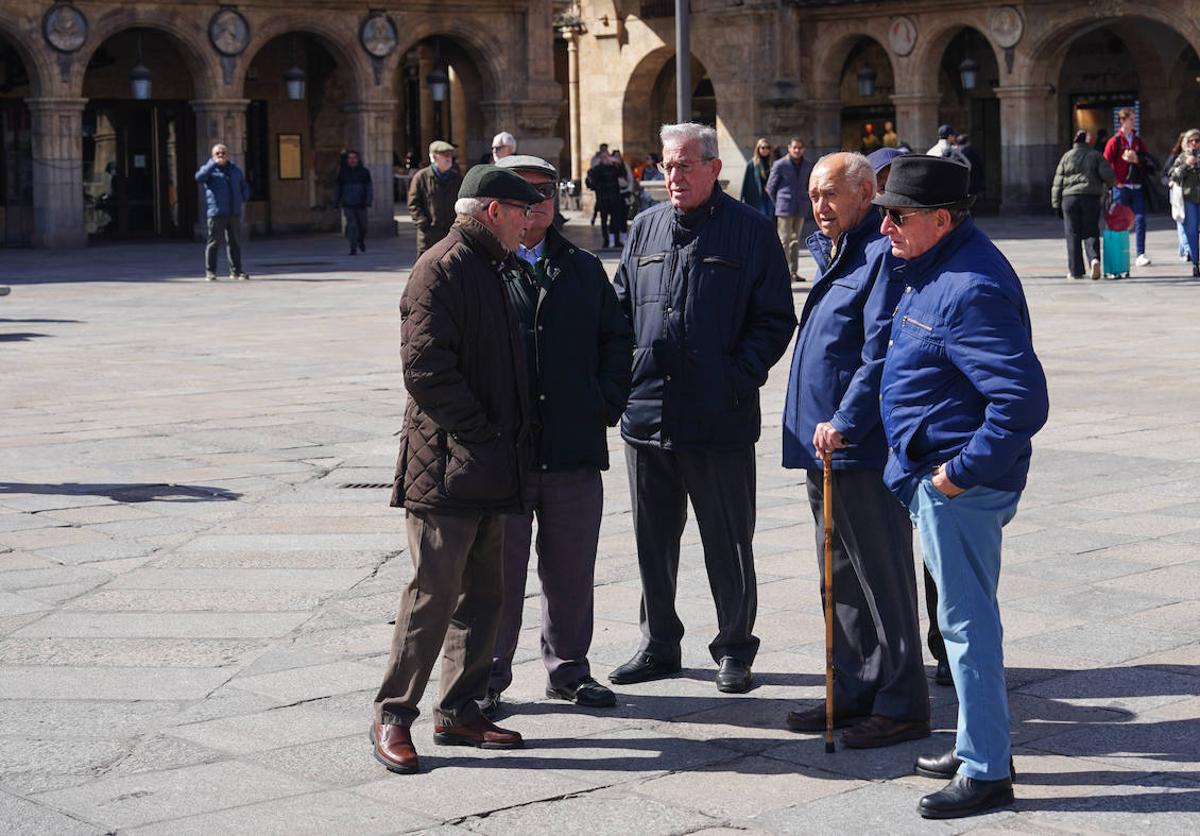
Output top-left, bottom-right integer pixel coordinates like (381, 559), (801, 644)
(371, 165), (545, 775)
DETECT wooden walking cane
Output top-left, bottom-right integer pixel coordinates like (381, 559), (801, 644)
(822, 448), (835, 754)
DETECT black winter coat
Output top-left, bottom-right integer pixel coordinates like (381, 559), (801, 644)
(335, 164), (373, 208)
(523, 227), (633, 471)
(390, 216), (533, 514)
(613, 188), (797, 450)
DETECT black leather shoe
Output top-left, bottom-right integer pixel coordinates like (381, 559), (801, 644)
(935, 658), (953, 687)
(608, 651), (681, 685)
(918, 774), (1014, 819)
(915, 749), (1017, 783)
(547, 677), (617, 707)
(477, 689), (501, 720)
(714, 656), (752, 693)
(841, 714), (930, 749)
(785, 705), (867, 733)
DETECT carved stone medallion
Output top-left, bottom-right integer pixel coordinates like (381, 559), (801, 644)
(209, 9), (251, 57)
(888, 16), (918, 58)
(43, 3), (88, 53)
(360, 13), (399, 59)
(988, 6), (1025, 50)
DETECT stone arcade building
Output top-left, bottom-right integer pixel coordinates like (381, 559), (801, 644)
(3, 1), (1198, 248)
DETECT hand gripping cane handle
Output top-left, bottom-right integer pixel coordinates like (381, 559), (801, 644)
(822, 448), (835, 753)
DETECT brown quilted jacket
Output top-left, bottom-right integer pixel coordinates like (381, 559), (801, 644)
(389, 216), (533, 514)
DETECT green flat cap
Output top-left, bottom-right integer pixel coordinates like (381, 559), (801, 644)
(428, 140), (455, 154)
(458, 164), (545, 204)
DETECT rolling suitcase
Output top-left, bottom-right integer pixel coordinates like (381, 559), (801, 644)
(1102, 228), (1130, 279)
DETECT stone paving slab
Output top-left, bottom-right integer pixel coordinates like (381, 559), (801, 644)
(0, 216), (1198, 832)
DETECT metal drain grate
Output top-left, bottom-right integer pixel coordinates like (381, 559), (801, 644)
(339, 482), (391, 489)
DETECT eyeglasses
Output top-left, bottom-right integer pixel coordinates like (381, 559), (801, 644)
(495, 200), (533, 217)
(530, 182), (557, 199)
(657, 158), (715, 177)
(213, 151), (228, 157)
(884, 208), (925, 227)
(491, 146), (508, 152)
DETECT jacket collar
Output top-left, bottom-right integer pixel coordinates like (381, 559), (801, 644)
(806, 210), (883, 278)
(454, 215), (509, 263)
(892, 216), (976, 283)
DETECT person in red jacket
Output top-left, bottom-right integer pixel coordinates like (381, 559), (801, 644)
(1103, 108), (1152, 266)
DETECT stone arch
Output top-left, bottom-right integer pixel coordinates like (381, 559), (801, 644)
(394, 23), (504, 104)
(235, 15), (369, 99)
(72, 10), (218, 98)
(811, 25), (894, 102)
(620, 46), (719, 162)
(0, 10), (50, 98)
(908, 17), (1006, 95)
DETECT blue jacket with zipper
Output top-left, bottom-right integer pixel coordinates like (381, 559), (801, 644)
(195, 159), (250, 219)
(881, 217), (1049, 504)
(782, 213), (900, 472)
(613, 188), (796, 450)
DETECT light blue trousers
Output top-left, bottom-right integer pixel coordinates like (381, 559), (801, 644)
(908, 477), (1020, 780)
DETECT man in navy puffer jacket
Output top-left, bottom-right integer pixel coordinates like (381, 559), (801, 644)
(609, 122), (796, 694)
(195, 143), (251, 281)
(877, 156), (1048, 820)
(781, 152), (930, 748)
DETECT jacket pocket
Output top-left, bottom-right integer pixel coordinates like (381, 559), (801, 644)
(442, 432), (517, 502)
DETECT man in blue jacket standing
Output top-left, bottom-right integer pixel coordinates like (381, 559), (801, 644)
(781, 152), (929, 748)
(195, 143), (251, 281)
(876, 156), (1048, 819)
(609, 122), (796, 694)
(766, 137), (814, 283)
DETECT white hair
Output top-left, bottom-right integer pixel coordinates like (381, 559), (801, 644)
(211, 143), (228, 154)
(660, 123), (718, 160)
(492, 132), (516, 150)
(841, 152), (876, 197)
(455, 197), (495, 217)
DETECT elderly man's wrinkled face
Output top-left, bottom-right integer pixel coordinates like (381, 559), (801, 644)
(432, 151), (453, 173)
(880, 207), (952, 261)
(484, 199), (530, 252)
(809, 154), (874, 242)
(662, 139), (721, 213)
(516, 171), (557, 245)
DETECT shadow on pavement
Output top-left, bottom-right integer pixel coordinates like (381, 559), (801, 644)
(0, 481), (242, 502)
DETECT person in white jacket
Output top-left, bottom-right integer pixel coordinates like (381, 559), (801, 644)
(927, 125), (971, 170)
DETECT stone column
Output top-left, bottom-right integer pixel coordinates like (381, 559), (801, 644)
(28, 98), (87, 249)
(994, 85), (1055, 212)
(191, 99), (249, 241)
(417, 45), (436, 151)
(890, 94), (939, 152)
(564, 28), (583, 182)
(345, 99), (398, 237)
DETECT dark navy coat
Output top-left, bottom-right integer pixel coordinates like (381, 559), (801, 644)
(766, 155), (814, 218)
(195, 159), (250, 219)
(782, 213), (901, 472)
(881, 218), (1049, 504)
(613, 188), (797, 451)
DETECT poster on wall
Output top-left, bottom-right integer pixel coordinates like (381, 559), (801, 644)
(278, 134), (302, 180)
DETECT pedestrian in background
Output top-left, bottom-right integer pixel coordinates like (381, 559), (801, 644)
(957, 134), (985, 200)
(585, 150), (624, 249)
(609, 122), (796, 695)
(335, 149), (373, 255)
(767, 137), (815, 281)
(1051, 130), (1114, 280)
(408, 140), (462, 255)
(740, 138), (773, 217)
(492, 132), (517, 162)
(1164, 131), (1190, 262)
(195, 143), (250, 281)
(1168, 128), (1200, 278)
(1104, 108), (1152, 266)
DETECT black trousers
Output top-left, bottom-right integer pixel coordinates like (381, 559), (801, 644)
(205, 215), (243, 275)
(625, 443), (759, 665)
(343, 206), (368, 250)
(924, 565), (947, 664)
(1062, 194), (1101, 277)
(806, 468), (929, 721)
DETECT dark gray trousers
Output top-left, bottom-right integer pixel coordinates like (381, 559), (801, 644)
(343, 206), (368, 249)
(626, 443), (759, 665)
(490, 468), (603, 693)
(374, 510), (503, 727)
(205, 215), (243, 275)
(1062, 194), (1101, 277)
(806, 468), (929, 722)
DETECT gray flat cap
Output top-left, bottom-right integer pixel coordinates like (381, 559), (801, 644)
(496, 154), (558, 179)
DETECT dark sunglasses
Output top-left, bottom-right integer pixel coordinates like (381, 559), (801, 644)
(885, 208), (924, 227)
(530, 182), (557, 199)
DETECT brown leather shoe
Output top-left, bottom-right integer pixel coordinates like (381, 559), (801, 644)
(433, 716), (524, 750)
(785, 705), (868, 733)
(841, 714), (931, 749)
(371, 721), (419, 774)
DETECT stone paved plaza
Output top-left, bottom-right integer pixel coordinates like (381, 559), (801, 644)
(1, 214), (1199, 835)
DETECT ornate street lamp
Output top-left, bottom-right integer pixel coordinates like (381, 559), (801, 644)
(285, 37), (306, 101)
(857, 63), (876, 98)
(129, 34), (152, 100)
(959, 57), (979, 91)
(427, 39), (449, 103)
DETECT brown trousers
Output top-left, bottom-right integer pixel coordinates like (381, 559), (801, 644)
(373, 509), (504, 726)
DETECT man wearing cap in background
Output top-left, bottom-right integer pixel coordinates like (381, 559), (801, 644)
(481, 154), (634, 717)
(867, 147), (904, 195)
(372, 165), (546, 775)
(876, 156), (1048, 818)
(928, 125), (971, 170)
(408, 140), (462, 255)
(781, 151), (929, 749)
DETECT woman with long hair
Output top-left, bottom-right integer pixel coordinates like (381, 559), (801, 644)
(1168, 128), (1200, 277)
(1164, 131), (1189, 261)
(740, 138), (773, 217)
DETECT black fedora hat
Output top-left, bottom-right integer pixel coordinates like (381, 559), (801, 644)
(872, 155), (975, 210)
